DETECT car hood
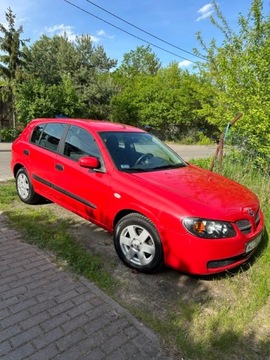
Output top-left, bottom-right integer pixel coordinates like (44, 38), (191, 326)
(129, 165), (259, 219)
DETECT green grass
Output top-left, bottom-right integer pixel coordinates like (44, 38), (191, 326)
(0, 155), (269, 360)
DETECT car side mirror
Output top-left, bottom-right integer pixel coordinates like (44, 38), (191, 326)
(78, 156), (100, 169)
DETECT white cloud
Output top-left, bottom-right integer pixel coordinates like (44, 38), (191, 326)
(96, 29), (105, 36)
(44, 24), (77, 41)
(90, 35), (100, 43)
(178, 60), (193, 68)
(44, 24), (99, 43)
(196, 3), (213, 22)
(96, 29), (115, 40)
(89, 35), (99, 43)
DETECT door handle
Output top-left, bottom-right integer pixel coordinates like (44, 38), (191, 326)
(55, 163), (64, 171)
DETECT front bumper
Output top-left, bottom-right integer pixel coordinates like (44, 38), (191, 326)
(161, 210), (264, 275)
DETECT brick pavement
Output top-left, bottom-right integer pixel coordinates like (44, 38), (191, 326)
(0, 213), (173, 360)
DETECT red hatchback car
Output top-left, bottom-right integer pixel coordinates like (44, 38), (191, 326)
(11, 118), (264, 274)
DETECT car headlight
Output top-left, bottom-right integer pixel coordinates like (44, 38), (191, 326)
(183, 218), (236, 239)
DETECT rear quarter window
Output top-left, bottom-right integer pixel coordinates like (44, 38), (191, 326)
(30, 124), (46, 144)
(31, 123), (66, 152)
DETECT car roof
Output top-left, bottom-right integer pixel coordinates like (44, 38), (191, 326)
(31, 118), (144, 133)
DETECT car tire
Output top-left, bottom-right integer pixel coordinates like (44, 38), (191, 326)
(16, 167), (41, 204)
(114, 213), (164, 273)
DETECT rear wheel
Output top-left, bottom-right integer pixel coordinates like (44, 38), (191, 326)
(16, 168), (41, 204)
(114, 213), (163, 273)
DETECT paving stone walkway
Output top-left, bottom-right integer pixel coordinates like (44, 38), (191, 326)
(0, 213), (173, 360)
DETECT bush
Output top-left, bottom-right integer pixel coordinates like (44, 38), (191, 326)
(225, 132), (270, 176)
(198, 132), (213, 145)
(0, 128), (21, 142)
(189, 157), (211, 169)
(176, 128), (214, 145)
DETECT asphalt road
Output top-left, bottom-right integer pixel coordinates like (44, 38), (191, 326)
(0, 142), (216, 182)
(0, 143), (13, 181)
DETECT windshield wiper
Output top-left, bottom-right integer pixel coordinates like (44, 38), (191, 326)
(124, 167), (150, 172)
(151, 163), (186, 170)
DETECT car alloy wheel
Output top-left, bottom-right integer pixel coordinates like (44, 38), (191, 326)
(114, 213), (163, 273)
(16, 168), (41, 204)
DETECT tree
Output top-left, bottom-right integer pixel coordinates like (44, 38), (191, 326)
(195, 0), (270, 166)
(16, 34), (118, 122)
(115, 45), (161, 78)
(15, 74), (85, 123)
(22, 34), (75, 85)
(111, 62), (216, 140)
(73, 35), (118, 119)
(0, 7), (28, 127)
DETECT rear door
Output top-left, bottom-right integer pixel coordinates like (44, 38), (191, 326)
(29, 122), (66, 199)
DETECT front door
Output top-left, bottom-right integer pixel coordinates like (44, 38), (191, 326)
(52, 125), (111, 228)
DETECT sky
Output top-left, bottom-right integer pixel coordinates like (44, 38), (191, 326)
(0, 0), (257, 69)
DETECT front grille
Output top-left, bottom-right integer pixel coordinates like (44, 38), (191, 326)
(235, 208), (261, 235)
(235, 219), (252, 234)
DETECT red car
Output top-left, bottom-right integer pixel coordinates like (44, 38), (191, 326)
(11, 118), (264, 274)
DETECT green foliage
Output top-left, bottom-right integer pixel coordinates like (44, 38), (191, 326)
(115, 45), (161, 78)
(14, 75), (85, 123)
(198, 132), (213, 145)
(195, 0), (270, 167)
(0, 7), (28, 81)
(0, 7), (29, 126)
(189, 157), (212, 169)
(111, 62), (218, 140)
(0, 127), (20, 141)
(14, 33), (118, 123)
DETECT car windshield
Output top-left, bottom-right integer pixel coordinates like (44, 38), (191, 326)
(99, 131), (186, 172)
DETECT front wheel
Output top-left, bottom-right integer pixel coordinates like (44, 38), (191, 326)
(114, 213), (164, 273)
(16, 167), (41, 204)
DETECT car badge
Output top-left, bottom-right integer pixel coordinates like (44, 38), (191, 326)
(243, 207), (255, 217)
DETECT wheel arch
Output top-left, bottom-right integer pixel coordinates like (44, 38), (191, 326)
(113, 209), (140, 229)
(13, 163), (24, 178)
(113, 207), (161, 233)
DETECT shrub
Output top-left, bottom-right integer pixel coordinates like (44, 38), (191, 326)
(0, 128), (21, 142)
